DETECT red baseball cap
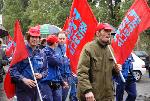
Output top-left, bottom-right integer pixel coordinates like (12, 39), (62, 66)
(96, 23), (114, 31)
(46, 35), (59, 44)
(27, 25), (40, 37)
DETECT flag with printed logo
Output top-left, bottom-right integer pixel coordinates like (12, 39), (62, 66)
(111, 0), (150, 64)
(65, 0), (98, 73)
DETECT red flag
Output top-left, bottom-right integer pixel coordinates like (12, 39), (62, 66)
(65, 0), (98, 74)
(4, 20), (29, 99)
(5, 34), (15, 57)
(111, 0), (150, 64)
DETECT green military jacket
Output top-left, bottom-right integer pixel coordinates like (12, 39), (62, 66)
(77, 38), (115, 101)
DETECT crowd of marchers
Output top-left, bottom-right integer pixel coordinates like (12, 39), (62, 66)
(0, 23), (138, 101)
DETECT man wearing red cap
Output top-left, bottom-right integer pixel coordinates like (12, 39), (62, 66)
(10, 26), (47, 101)
(40, 35), (66, 101)
(77, 23), (121, 101)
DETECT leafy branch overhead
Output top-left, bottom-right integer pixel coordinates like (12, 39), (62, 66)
(0, 0), (150, 54)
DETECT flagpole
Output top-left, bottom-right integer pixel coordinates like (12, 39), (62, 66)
(65, 86), (71, 101)
(108, 45), (126, 83)
(28, 57), (43, 101)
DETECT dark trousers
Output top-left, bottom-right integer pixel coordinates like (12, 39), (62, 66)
(116, 81), (137, 101)
(62, 86), (69, 101)
(40, 82), (62, 101)
(16, 86), (40, 101)
(70, 83), (78, 101)
(62, 77), (70, 101)
(62, 76), (78, 101)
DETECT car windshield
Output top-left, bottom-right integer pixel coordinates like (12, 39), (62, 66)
(1, 44), (7, 50)
(134, 51), (148, 56)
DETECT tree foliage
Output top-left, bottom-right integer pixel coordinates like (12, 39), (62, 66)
(3, 0), (24, 35)
(26, 0), (72, 27)
(0, 0), (3, 13)
(1, 0), (150, 54)
(3, 0), (72, 34)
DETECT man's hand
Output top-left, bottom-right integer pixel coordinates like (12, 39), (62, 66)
(63, 81), (69, 88)
(114, 64), (122, 73)
(34, 73), (42, 79)
(22, 78), (36, 88)
(85, 92), (96, 101)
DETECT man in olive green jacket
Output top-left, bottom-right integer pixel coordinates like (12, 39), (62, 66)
(77, 23), (120, 101)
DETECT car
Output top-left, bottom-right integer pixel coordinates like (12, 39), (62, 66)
(134, 51), (150, 69)
(132, 53), (146, 82)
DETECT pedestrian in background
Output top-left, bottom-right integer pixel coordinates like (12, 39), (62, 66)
(39, 38), (46, 49)
(0, 38), (9, 101)
(115, 54), (137, 101)
(10, 27), (47, 101)
(55, 31), (71, 101)
(77, 23), (121, 101)
(55, 31), (78, 101)
(0, 38), (8, 84)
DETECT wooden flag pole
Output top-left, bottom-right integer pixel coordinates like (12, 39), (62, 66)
(108, 45), (126, 83)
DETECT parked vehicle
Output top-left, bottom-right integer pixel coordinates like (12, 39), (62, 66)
(2, 44), (7, 50)
(132, 53), (146, 82)
(134, 51), (150, 69)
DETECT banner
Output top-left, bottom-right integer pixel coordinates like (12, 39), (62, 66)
(111, 0), (150, 64)
(4, 20), (29, 99)
(65, 0), (98, 73)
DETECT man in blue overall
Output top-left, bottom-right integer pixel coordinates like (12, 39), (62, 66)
(41, 35), (68, 101)
(10, 26), (47, 101)
(55, 31), (78, 101)
(115, 54), (137, 101)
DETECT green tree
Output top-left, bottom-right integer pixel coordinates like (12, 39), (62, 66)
(3, 0), (24, 35)
(0, 0), (3, 13)
(26, 0), (72, 28)
(88, 0), (122, 26)
(1, 0), (150, 54)
(21, 0), (30, 10)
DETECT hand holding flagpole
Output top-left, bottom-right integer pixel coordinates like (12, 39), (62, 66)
(28, 57), (43, 101)
(108, 45), (125, 83)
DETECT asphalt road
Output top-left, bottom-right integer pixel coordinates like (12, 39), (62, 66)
(0, 70), (150, 101)
(123, 71), (150, 101)
(136, 71), (150, 101)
